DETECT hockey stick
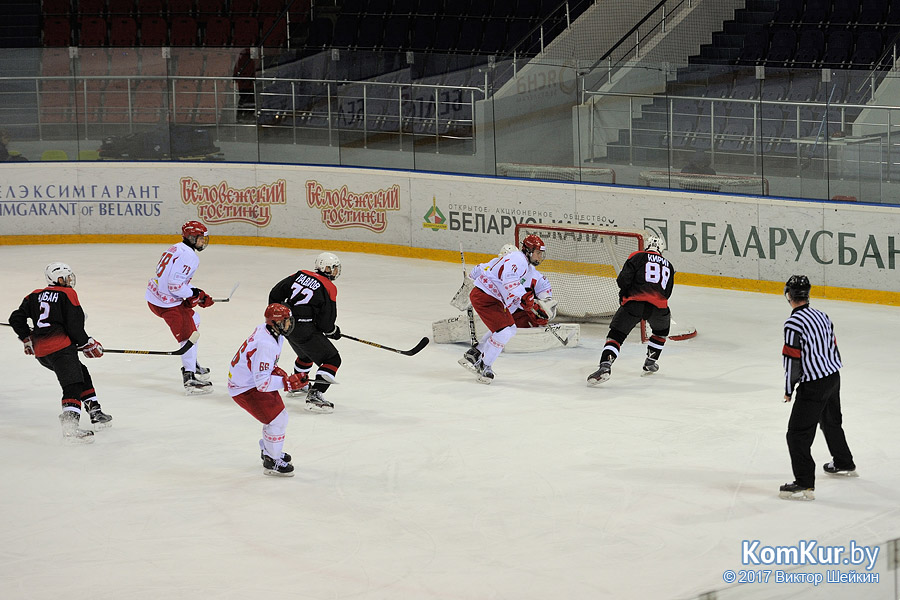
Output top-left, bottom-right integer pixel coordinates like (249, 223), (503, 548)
(545, 323), (569, 346)
(97, 331), (201, 355)
(459, 243), (478, 348)
(213, 282), (240, 303)
(2, 324), (199, 356)
(341, 334), (430, 356)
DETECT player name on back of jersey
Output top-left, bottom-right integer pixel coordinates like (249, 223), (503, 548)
(295, 272), (321, 290)
(646, 253), (669, 266)
(38, 290), (61, 302)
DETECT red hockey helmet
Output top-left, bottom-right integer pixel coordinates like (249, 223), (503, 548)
(182, 220), (209, 251)
(264, 303), (294, 336)
(521, 234), (546, 265)
(182, 220), (208, 237)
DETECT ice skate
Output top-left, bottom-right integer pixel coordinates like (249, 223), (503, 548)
(59, 411), (95, 444)
(458, 346), (482, 374)
(823, 462), (858, 477)
(778, 482), (815, 500)
(262, 454), (295, 477)
(475, 361), (494, 385)
(83, 400), (112, 430)
(259, 439), (291, 464)
(305, 389), (334, 413)
(587, 361), (612, 386)
(641, 358), (659, 376)
(194, 363), (211, 381)
(182, 367), (213, 396)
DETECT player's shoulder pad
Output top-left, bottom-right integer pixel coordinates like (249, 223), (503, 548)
(300, 270), (338, 300)
(40, 286), (81, 306)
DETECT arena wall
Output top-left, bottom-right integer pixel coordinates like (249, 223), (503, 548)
(1, 162), (898, 304)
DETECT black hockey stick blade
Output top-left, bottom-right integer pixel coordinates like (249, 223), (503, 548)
(342, 334), (430, 356)
(104, 331), (200, 356)
(213, 282), (240, 303)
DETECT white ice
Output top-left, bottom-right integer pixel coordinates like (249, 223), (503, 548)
(1, 243), (898, 600)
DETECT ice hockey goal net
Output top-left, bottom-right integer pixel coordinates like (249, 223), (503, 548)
(514, 223), (697, 342)
(640, 170), (769, 195)
(515, 223), (645, 322)
(498, 163), (616, 184)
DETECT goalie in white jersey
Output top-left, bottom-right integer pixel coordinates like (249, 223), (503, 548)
(459, 235), (557, 383)
(146, 220), (215, 395)
(228, 303), (308, 477)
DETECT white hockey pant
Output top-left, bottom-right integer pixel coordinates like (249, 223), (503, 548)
(261, 409), (289, 461)
(180, 311), (201, 371)
(478, 325), (517, 367)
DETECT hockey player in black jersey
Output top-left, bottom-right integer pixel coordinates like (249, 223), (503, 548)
(587, 235), (675, 385)
(8, 262), (111, 442)
(268, 252), (342, 414)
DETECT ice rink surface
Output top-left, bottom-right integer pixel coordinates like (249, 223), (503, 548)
(1, 243), (899, 600)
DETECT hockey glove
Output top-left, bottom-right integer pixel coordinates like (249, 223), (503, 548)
(284, 372), (309, 392)
(521, 290), (536, 312)
(197, 290), (214, 308)
(22, 336), (34, 356)
(326, 325), (341, 340)
(78, 337), (103, 358)
(182, 289), (201, 308)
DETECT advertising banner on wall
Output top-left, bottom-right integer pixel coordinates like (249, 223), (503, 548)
(3, 162), (900, 293)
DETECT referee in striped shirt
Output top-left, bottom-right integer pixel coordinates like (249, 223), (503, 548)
(779, 275), (856, 500)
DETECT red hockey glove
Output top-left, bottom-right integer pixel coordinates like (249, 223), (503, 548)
(197, 290), (214, 308)
(521, 290), (536, 312)
(22, 336), (34, 356)
(528, 304), (550, 327)
(78, 337), (103, 358)
(182, 291), (200, 308)
(284, 373), (309, 392)
(271, 366), (288, 379)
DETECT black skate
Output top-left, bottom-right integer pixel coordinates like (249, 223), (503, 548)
(305, 389), (334, 413)
(262, 455), (295, 477)
(587, 361), (612, 386)
(83, 400), (112, 430)
(259, 439), (291, 463)
(475, 361), (494, 385)
(59, 411), (95, 444)
(642, 358), (659, 376)
(823, 462), (858, 477)
(182, 367), (213, 396)
(194, 363), (211, 381)
(458, 346), (481, 374)
(779, 482), (815, 500)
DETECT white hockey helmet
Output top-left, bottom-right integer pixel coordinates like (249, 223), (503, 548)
(645, 235), (665, 254)
(315, 252), (341, 280)
(45, 262), (76, 287)
(499, 243), (518, 257)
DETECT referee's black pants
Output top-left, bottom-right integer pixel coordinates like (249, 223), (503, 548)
(786, 371), (854, 488)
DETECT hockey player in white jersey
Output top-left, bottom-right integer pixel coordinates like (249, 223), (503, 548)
(146, 220), (215, 394)
(459, 235), (557, 383)
(228, 303), (308, 477)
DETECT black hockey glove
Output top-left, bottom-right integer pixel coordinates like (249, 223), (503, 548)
(326, 325), (341, 340)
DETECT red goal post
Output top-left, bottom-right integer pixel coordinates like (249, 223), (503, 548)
(514, 223), (697, 342)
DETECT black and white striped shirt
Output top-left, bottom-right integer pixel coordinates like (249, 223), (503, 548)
(782, 304), (842, 395)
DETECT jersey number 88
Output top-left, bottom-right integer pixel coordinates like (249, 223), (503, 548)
(645, 262), (671, 288)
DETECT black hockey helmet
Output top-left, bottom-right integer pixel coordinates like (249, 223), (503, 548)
(784, 275), (811, 302)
